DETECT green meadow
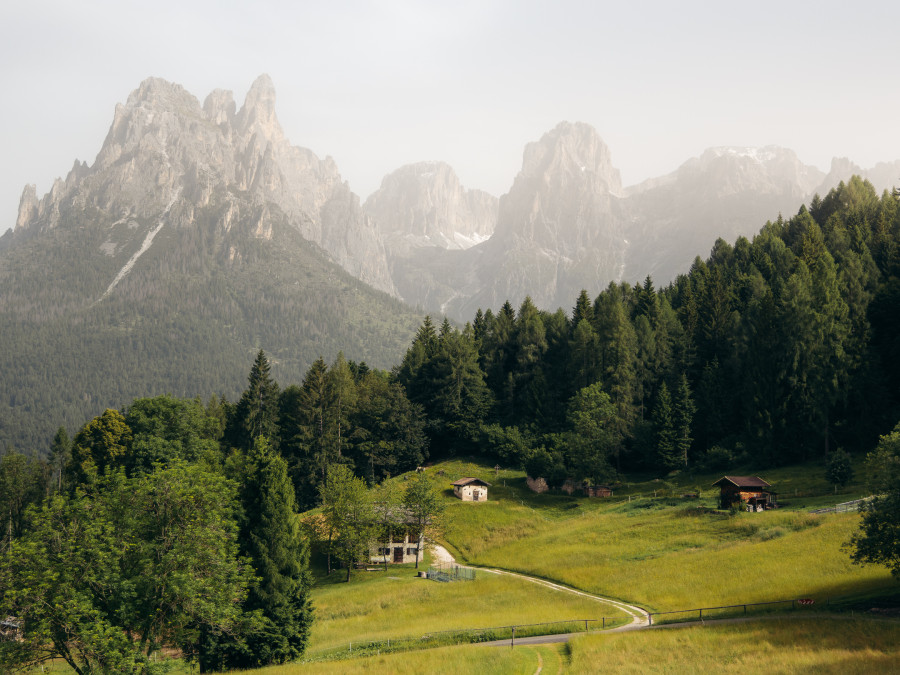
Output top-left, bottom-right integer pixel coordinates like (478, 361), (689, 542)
(243, 617), (899, 674)
(306, 558), (629, 656)
(565, 617), (900, 674)
(432, 458), (894, 611)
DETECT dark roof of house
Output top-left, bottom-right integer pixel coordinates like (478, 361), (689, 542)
(451, 477), (492, 487)
(712, 475), (772, 489)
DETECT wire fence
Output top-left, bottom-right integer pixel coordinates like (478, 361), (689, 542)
(810, 498), (867, 514)
(648, 597), (824, 626)
(426, 562), (476, 582)
(302, 617), (622, 663)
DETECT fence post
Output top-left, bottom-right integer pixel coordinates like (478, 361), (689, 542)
(511, 626), (515, 649)
(602, 617), (606, 629)
(743, 605), (747, 615)
(699, 608), (703, 620)
(585, 619), (589, 632)
(648, 614), (652, 626)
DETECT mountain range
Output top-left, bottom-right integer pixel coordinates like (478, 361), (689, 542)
(2, 74), (898, 452)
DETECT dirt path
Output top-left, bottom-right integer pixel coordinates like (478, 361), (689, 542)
(428, 543), (649, 630)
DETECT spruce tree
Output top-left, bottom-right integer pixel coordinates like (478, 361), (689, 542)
(230, 350), (280, 450)
(673, 373), (696, 468)
(49, 426), (70, 493)
(653, 382), (678, 471)
(201, 437), (313, 670)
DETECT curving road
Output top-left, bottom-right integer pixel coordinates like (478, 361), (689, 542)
(429, 543), (650, 634)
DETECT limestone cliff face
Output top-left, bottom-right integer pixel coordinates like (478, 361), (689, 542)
(14, 75), (395, 294)
(364, 161), (497, 253)
(449, 122), (630, 317)
(814, 157), (900, 196)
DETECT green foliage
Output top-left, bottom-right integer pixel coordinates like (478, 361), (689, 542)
(229, 350), (281, 449)
(317, 464), (376, 581)
(68, 408), (133, 484)
(0, 463), (249, 674)
(825, 449), (854, 488)
(199, 437), (313, 670)
(566, 383), (617, 483)
(848, 424), (900, 578)
(124, 395), (223, 473)
(0, 452), (49, 546)
(653, 382), (677, 471)
(403, 470), (445, 567)
(0, 196), (422, 454)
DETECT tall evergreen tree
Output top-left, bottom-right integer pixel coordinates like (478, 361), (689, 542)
(673, 373), (696, 468)
(202, 437), (313, 670)
(230, 350), (280, 450)
(653, 382), (678, 471)
(49, 426), (70, 493)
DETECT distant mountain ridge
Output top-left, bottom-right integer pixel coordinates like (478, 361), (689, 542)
(3, 74), (899, 452)
(379, 129), (899, 317)
(13, 76), (900, 321)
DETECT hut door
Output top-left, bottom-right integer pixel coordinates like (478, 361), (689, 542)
(393, 547), (404, 563)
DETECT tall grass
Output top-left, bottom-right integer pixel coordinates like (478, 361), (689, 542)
(308, 565), (628, 654)
(246, 643), (540, 675)
(438, 460), (894, 611)
(567, 618), (900, 674)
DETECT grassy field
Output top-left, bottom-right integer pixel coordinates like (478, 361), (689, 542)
(429, 458), (895, 612)
(307, 558), (629, 656)
(568, 617), (900, 674)
(239, 616), (900, 674)
(248, 643), (543, 675)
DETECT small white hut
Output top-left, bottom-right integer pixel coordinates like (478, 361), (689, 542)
(451, 477), (491, 501)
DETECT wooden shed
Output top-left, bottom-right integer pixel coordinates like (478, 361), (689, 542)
(451, 477), (491, 501)
(583, 484), (614, 498)
(713, 475), (776, 511)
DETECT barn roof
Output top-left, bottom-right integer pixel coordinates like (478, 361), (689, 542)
(712, 475), (772, 489)
(451, 477), (492, 487)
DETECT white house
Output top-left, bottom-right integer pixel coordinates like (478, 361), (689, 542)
(451, 477), (491, 501)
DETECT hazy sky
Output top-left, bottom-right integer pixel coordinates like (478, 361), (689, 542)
(3, 0), (900, 232)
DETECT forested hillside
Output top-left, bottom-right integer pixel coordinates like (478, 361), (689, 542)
(395, 177), (900, 479)
(0, 189), (421, 453)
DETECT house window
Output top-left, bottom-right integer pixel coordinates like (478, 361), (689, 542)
(407, 547), (417, 556)
(377, 547), (390, 556)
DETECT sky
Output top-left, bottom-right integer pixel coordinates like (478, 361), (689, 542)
(3, 0), (900, 233)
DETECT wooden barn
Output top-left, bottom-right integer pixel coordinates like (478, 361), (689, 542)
(713, 475), (776, 511)
(451, 477), (491, 501)
(583, 484), (614, 498)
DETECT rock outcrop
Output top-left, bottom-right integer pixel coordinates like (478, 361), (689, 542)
(14, 75), (395, 294)
(365, 161), (497, 252)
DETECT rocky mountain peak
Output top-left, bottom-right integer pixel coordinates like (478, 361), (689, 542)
(364, 161), (497, 253)
(236, 74), (281, 144)
(203, 89), (236, 125)
(12, 75), (395, 295)
(519, 121), (623, 196)
(692, 146), (824, 196)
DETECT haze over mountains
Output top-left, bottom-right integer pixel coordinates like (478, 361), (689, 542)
(2, 74), (899, 451)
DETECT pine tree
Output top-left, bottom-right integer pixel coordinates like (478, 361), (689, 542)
(201, 437), (313, 670)
(230, 350), (280, 449)
(673, 373), (696, 468)
(653, 382), (678, 471)
(49, 426), (70, 493)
